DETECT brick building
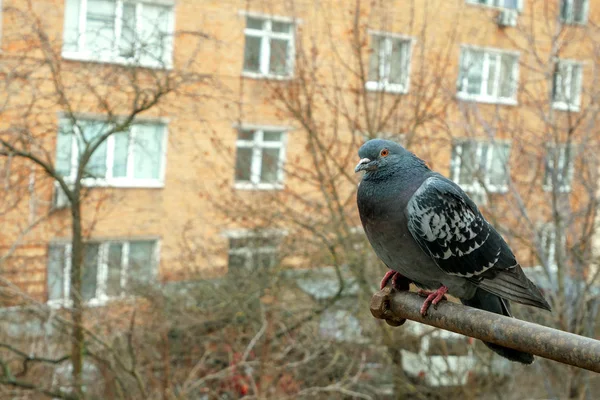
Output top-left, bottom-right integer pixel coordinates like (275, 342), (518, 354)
(0, 0), (598, 308)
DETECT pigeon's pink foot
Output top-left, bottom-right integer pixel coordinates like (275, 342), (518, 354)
(380, 270), (409, 291)
(418, 286), (449, 316)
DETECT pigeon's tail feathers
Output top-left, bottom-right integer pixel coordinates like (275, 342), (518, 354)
(461, 289), (534, 364)
(476, 265), (552, 311)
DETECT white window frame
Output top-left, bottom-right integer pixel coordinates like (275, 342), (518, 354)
(62, 0), (175, 69)
(465, 0), (523, 10)
(365, 32), (414, 94)
(47, 239), (160, 307)
(560, 0), (589, 25)
(543, 143), (576, 193)
(451, 140), (511, 199)
(234, 127), (288, 190)
(552, 60), (583, 111)
(242, 14), (295, 79)
(457, 46), (520, 105)
(58, 118), (168, 188)
(225, 230), (282, 273)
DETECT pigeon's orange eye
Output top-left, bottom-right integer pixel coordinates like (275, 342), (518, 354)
(380, 148), (389, 157)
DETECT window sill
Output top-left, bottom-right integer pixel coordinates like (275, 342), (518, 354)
(62, 51), (173, 70)
(234, 182), (284, 191)
(241, 71), (294, 81)
(542, 185), (572, 193)
(74, 178), (165, 189)
(560, 19), (588, 26)
(365, 82), (408, 95)
(552, 102), (580, 112)
(466, 3), (521, 12)
(47, 295), (128, 309)
(460, 185), (508, 194)
(456, 92), (517, 106)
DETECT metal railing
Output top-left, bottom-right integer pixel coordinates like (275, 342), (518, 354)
(370, 287), (600, 373)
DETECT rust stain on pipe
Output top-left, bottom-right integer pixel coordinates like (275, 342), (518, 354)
(370, 289), (600, 373)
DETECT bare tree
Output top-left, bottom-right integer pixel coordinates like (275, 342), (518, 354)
(0, 0), (210, 397)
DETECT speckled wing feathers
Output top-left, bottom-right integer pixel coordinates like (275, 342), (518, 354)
(406, 176), (513, 278)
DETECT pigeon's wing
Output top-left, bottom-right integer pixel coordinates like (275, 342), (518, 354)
(405, 176), (510, 278)
(406, 176), (551, 310)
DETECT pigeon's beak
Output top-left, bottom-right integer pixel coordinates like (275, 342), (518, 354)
(355, 158), (376, 173)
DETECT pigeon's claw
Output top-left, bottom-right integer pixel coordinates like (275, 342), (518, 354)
(380, 270), (409, 291)
(418, 286), (449, 316)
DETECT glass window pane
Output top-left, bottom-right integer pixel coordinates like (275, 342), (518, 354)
(560, 0), (570, 20)
(389, 40), (407, 85)
(228, 253), (247, 273)
(260, 148), (281, 183)
(544, 147), (556, 187)
(80, 121), (108, 178)
(466, 51), (484, 95)
(56, 123), (74, 177)
(570, 65), (581, 104)
(368, 36), (382, 82)
(85, 0), (116, 53)
(112, 130), (129, 178)
(139, 4), (170, 65)
(552, 64), (563, 102)
(243, 36), (262, 73)
(246, 17), (264, 30)
(82, 244), (99, 301)
(269, 38), (290, 75)
(263, 131), (282, 142)
(106, 243), (123, 297)
(501, 0), (518, 9)
(272, 21), (291, 33)
(459, 142), (477, 185)
(488, 144), (510, 187)
(573, 0), (586, 22)
(253, 252), (276, 269)
(229, 238), (246, 249)
(48, 245), (66, 301)
(128, 241), (155, 288)
(486, 55), (497, 96)
(235, 147), (253, 182)
(499, 54), (516, 98)
(63, 0), (82, 52)
(118, 3), (136, 58)
(388, 41), (405, 84)
(132, 124), (163, 180)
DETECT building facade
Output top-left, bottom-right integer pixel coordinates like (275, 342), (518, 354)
(0, 0), (598, 307)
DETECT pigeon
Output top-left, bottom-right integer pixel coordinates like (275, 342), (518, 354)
(355, 139), (551, 364)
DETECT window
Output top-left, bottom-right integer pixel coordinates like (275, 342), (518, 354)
(466, 0), (521, 9)
(544, 143), (575, 193)
(451, 140), (511, 201)
(552, 61), (583, 111)
(243, 16), (294, 78)
(55, 119), (166, 187)
(537, 224), (564, 271)
(47, 240), (158, 305)
(458, 47), (519, 104)
(234, 128), (287, 189)
(62, 0), (174, 68)
(560, 0), (588, 24)
(366, 33), (412, 93)
(227, 234), (279, 275)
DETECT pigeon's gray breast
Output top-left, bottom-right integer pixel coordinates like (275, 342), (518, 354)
(358, 176), (477, 298)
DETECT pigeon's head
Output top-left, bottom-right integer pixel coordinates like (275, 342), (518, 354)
(355, 139), (411, 174)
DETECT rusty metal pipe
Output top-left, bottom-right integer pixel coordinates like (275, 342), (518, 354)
(370, 288), (600, 373)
